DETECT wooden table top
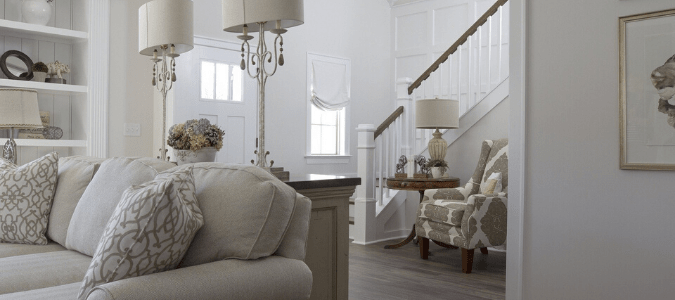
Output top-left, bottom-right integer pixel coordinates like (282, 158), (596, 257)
(386, 176), (460, 191)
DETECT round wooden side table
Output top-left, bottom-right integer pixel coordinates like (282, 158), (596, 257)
(383, 176), (460, 249)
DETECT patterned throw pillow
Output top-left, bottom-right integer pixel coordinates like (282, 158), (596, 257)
(481, 172), (503, 195)
(77, 167), (203, 300)
(0, 153), (59, 245)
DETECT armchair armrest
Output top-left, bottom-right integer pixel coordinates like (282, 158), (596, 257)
(461, 194), (508, 249)
(423, 186), (470, 202)
(86, 256), (312, 300)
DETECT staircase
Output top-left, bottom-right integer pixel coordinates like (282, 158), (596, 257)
(351, 0), (509, 245)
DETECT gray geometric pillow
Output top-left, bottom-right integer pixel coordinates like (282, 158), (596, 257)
(77, 167), (203, 300)
(0, 153), (59, 245)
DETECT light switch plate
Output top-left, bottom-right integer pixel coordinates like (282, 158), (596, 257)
(124, 123), (141, 137)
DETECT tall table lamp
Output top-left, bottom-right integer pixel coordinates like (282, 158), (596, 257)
(0, 88), (43, 164)
(222, 0), (304, 171)
(415, 98), (459, 162)
(139, 0), (194, 161)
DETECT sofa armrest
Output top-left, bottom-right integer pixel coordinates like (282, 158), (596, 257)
(461, 194), (508, 249)
(423, 186), (470, 202)
(86, 256), (312, 300)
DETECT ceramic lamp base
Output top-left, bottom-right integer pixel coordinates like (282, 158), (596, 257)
(427, 128), (447, 161)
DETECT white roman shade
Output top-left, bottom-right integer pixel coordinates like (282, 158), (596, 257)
(310, 60), (350, 111)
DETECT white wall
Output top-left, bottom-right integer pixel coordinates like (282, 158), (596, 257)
(520, 0), (675, 299)
(109, 0), (393, 176)
(446, 97), (508, 184)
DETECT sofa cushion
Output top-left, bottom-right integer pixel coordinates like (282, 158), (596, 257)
(0, 241), (65, 259)
(166, 163), (297, 267)
(78, 167), (203, 299)
(0, 251), (91, 295)
(0, 283), (80, 300)
(48, 156), (106, 247)
(417, 199), (466, 226)
(0, 153), (59, 245)
(65, 157), (175, 256)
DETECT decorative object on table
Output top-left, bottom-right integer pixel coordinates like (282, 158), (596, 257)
(42, 126), (63, 140)
(18, 111), (49, 139)
(426, 159), (448, 179)
(45, 61), (70, 84)
(415, 98), (459, 162)
(0, 50), (34, 80)
(0, 88), (43, 164)
(413, 155), (429, 178)
(31, 62), (48, 82)
(139, 0), (194, 161)
(21, 0), (54, 26)
(167, 118), (224, 165)
(619, 9), (675, 170)
(395, 155), (408, 178)
(222, 0), (304, 169)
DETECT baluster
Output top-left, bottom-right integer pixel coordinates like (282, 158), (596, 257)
(477, 25), (482, 105)
(498, 6), (503, 82)
(378, 136), (383, 206)
(488, 15), (493, 91)
(467, 35), (472, 111)
(458, 44), (463, 114)
(385, 128), (390, 198)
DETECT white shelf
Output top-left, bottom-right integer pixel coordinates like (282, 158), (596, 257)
(0, 139), (86, 148)
(0, 19), (87, 43)
(0, 79), (87, 95)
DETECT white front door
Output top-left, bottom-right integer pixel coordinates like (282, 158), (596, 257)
(173, 40), (257, 164)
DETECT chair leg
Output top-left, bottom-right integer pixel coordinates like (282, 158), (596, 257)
(419, 237), (429, 259)
(461, 248), (474, 274)
(480, 247), (488, 255)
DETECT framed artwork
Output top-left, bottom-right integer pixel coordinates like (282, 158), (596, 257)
(619, 9), (675, 170)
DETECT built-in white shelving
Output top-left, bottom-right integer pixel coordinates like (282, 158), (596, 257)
(0, 138), (86, 148)
(0, 19), (87, 44)
(0, 79), (87, 95)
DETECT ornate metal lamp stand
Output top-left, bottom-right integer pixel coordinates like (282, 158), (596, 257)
(149, 44), (179, 161)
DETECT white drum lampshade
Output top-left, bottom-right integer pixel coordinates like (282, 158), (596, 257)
(0, 88), (42, 129)
(222, 0), (304, 33)
(138, 0), (194, 56)
(415, 99), (459, 162)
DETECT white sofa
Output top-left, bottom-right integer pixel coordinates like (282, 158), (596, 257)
(0, 156), (313, 299)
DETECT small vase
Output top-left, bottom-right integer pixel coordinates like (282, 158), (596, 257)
(22, 0), (53, 26)
(431, 167), (443, 179)
(33, 72), (47, 82)
(174, 147), (217, 165)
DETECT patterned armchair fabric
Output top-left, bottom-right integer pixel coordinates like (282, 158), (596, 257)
(415, 139), (508, 273)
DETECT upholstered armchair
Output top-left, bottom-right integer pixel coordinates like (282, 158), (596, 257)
(416, 139), (508, 273)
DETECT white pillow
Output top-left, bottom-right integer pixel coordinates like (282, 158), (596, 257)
(481, 172), (503, 195)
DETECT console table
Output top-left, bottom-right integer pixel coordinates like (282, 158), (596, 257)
(284, 175), (361, 300)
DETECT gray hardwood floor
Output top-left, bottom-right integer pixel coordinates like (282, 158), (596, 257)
(349, 239), (506, 300)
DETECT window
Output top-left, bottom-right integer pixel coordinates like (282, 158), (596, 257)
(306, 53), (351, 160)
(200, 60), (242, 101)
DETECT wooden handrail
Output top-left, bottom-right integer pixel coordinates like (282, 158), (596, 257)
(374, 106), (404, 139)
(408, 0), (508, 95)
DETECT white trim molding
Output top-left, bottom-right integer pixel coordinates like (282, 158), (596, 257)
(506, 0), (526, 299)
(88, 0), (110, 158)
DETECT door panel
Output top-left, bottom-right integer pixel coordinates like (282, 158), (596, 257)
(173, 41), (256, 164)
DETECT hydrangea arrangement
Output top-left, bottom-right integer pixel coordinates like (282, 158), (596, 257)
(167, 118), (224, 151)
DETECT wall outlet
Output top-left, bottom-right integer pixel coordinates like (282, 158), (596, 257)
(124, 123), (141, 137)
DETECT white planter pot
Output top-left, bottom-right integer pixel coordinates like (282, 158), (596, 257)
(174, 147), (217, 165)
(431, 167), (444, 179)
(33, 72), (47, 82)
(22, 0), (53, 26)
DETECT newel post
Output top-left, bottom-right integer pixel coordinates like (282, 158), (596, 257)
(353, 124), (376, 244)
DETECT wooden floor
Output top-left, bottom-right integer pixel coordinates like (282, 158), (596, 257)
(349, 239), (506, 300)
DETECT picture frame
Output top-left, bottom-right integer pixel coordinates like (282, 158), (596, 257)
(619, 9), (675, 170)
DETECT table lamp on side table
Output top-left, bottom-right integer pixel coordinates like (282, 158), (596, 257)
(415, 98), (459, 164)
(0, 88), (43, 164)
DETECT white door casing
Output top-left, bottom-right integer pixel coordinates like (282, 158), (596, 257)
(172, 37), (257, 164)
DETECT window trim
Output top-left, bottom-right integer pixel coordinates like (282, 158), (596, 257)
(305, 53), (352, 163)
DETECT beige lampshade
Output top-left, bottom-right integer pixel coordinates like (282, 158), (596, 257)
(139, 0), (194, 56)
(0, 88), (42, 129)
(415, 99), (459, 129)
(222, 0), (304, 33)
